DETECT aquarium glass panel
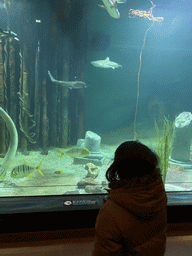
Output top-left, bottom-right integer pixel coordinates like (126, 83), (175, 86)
(0, 0), (191, 198)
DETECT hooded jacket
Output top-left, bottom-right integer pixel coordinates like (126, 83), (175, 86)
(93, 175), (167, 256)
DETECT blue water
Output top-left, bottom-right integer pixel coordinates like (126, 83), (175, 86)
(85, 0), (192, 138)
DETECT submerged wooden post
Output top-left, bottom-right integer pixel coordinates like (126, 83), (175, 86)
(20, 45), (29, 151)
(34, 40), (40, 147)
(0, 40), (6, 153)
(170, 112), (192, 169)
(73, 1), (87, 141)
(49, 73), (58, 147)
(60, 61), (70, 148)
(9, 41), (17, 125)
(77, 78), (85, 140)
(42, 77), (48, 150)
(60, 88), (69, 148)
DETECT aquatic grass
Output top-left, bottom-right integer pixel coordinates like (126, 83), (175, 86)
(155, 117), (175, 185)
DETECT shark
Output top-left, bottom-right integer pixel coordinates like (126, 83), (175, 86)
(48, 71), (87, 89)
(98, 0), (120, 19)
(91, 57), (122, 69)
(0, 29), (19, 42)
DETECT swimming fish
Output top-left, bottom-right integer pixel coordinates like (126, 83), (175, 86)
(11, 160), (44, 179)
(98, 0), (120, 19)
(58, 148), (65, 159)
(65, 147), (90, 158)
(54, 170), (64, 174)
(48, 71), (87, 89)
(0, 29), (19, 42)
(91, 57), (122, 69)
(55, 147), (90, 159)
(53, 148), (65, 159)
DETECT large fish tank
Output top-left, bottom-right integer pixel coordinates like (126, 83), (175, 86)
(0, 0), (192, 217)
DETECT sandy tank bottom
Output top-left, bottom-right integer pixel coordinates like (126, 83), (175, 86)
(0, 145), (116, 197)
(0, 136), (192, 196)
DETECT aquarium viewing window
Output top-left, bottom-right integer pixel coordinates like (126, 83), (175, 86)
(0, 0), (192, 222)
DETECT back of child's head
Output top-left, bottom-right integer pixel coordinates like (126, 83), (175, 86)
(106, 140), (159, 183)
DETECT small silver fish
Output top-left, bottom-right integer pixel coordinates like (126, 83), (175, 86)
(11, 161), (44, 179)
(91, 57), (122, 69)
(48, 71), (86, 89)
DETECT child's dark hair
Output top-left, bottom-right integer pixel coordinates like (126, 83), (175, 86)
(106, 141), (161, 185)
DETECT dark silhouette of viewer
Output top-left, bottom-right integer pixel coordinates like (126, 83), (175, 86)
(93, 140), (167, 256)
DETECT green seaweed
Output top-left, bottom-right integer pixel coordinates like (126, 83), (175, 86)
(155, 117), (175, 185)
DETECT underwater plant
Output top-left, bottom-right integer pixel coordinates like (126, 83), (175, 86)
(155, 117), (175, 185)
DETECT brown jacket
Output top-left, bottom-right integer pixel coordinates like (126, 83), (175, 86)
(93, 176), (167, 256)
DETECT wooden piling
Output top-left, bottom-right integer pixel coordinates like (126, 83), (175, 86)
(60, 38), (70, 148)
(42, 77), (48, 150)
(34, 42), (40, 147)
(0, 40), (6, 153)
(19, 45), (29, 151)
(9, 41), (17, 125)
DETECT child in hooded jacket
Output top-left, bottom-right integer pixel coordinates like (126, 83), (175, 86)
(93, 140), (167, 256)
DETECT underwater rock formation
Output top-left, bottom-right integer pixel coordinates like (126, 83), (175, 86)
(75, 131), (104, 165)
(170, 112), (192, 169)
(77, 177), (98, 188)
(84, 131), (101, 153)
(85, 163), (100, 179)
(84, 185), (104, 194)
